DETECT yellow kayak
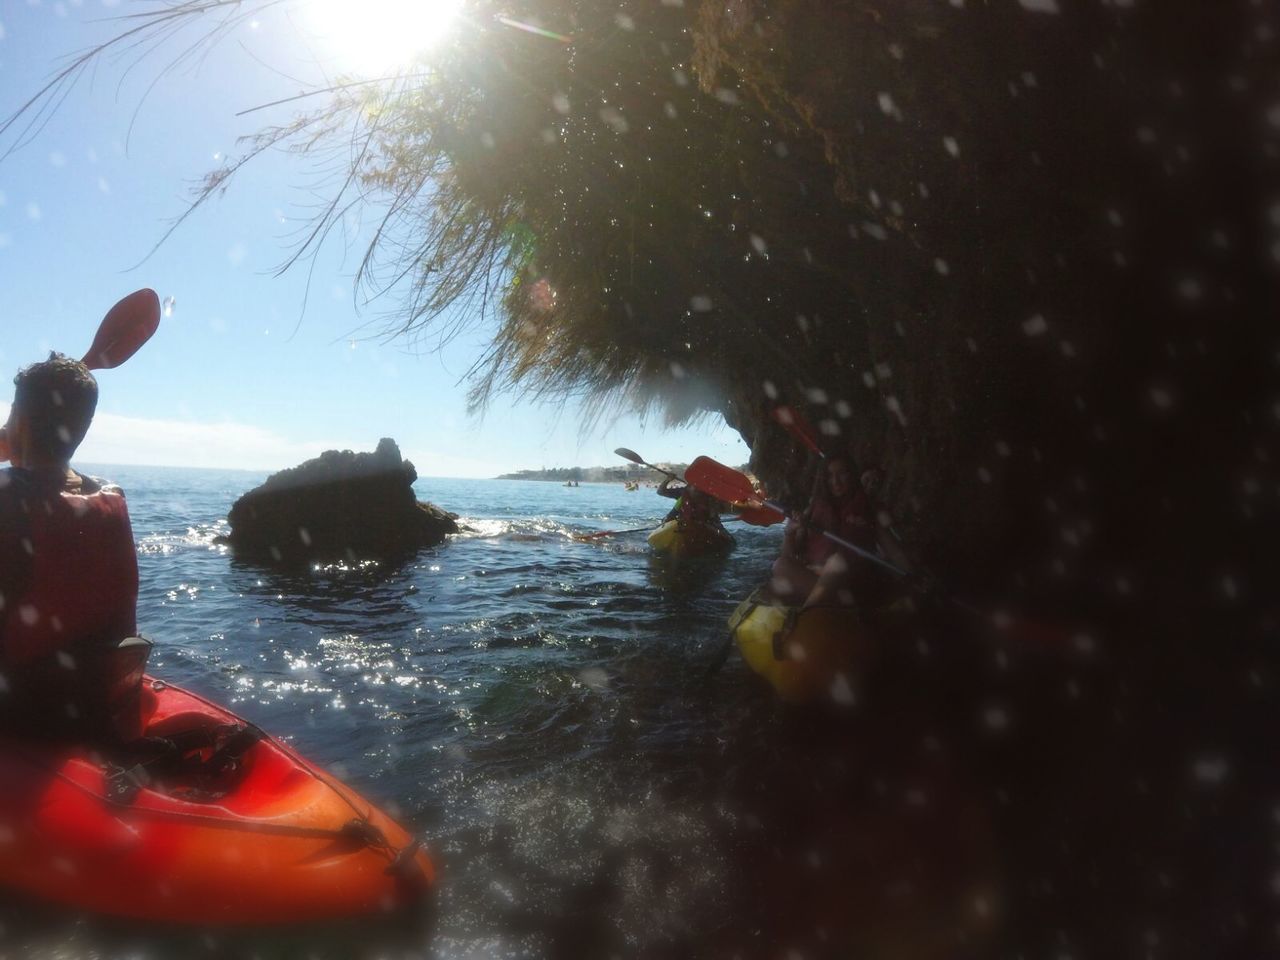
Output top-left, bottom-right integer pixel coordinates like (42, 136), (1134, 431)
(647, 519), (734, 558)
(727, 589), (877, 704)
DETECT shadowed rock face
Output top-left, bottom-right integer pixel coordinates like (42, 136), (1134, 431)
(693, 0), (1272, 612)
(223, 439), (458, 565)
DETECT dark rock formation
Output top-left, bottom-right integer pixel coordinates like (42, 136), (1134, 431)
(691, 0), (1272, 607)
(222, 439), (458, 564)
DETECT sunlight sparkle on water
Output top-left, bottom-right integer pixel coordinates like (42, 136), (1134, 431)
(305, 0), (463, 75)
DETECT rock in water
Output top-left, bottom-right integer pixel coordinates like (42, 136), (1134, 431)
(223, 438), (458, 564)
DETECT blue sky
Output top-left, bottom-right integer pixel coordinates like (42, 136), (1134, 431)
(0, 0), (747, 477)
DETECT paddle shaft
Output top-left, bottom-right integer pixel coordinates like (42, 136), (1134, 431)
(772, 405), (824, 458)
(751, 495), (909, 578)
(577, 515), (746, 541)
(574, 523), (660, 541)
(644, 461), (682, 482)
(613, 447), (681, 482)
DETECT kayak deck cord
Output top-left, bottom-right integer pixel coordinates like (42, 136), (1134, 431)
(19, 742), (397, 851)
(148, 679), (372, 823)
(5, 675), (430, 877)
(9, 695), (417, 861)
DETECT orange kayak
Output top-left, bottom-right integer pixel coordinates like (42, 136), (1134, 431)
(0, 676), (434, 924)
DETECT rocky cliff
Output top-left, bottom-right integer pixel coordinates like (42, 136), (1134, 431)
(696, 0), (1271, 618)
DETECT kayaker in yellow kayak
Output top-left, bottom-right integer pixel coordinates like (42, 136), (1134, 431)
(657, 475), (729, 534)
(0, 354), (141, 742)
(770, 456), (915, 609)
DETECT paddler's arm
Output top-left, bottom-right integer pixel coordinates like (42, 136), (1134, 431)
(656, 477), (683, 499)
(782, 510), (809, 559)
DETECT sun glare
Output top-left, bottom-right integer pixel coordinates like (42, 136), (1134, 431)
(306, 0), (463, 76)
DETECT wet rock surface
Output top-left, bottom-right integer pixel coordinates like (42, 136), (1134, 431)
(221, 438), (458, 564)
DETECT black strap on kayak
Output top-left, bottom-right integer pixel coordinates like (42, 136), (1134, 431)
(146, 681), (374, 824)
(771, 607), (802, 661)
(12, 683), (427, 879)
(69, 760), (394, 844)
(101, 721), (264, 803)
(105, 762), (151, 805)
(24, 742), (422, 879)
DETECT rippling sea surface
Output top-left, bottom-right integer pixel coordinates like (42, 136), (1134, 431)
(3, 466), (1033, 960)
(0, 468), (767, 957)
(8, 461), (1195, 960)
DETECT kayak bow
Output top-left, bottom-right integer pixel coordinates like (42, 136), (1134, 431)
(0, 676), (434, 925)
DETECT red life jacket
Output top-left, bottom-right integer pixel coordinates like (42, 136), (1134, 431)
(802, 491), (876, 567)
(0, 471), (138, 669)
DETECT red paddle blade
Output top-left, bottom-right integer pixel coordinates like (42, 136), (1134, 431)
(82, 288), (161, 370)
(685, 456), (758, 504)
(734, 504), (782, 526)
(771, 404), (823, 457)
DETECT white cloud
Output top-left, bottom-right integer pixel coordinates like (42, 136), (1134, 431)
(0, 404), (505, 476)
(78, 411), (346, 470)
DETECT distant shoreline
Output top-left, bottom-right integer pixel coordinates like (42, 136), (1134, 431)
(495, 466), (678, 484)
(496, 476), (654, 484)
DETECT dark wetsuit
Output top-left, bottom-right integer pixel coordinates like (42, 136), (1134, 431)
(661, 483), (725, 531)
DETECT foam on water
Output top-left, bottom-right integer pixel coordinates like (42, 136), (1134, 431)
(3, 467), (785, 958)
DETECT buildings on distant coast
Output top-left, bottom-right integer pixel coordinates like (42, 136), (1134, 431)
(496, 463), (678, 483)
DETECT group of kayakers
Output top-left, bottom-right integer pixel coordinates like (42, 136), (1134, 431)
(0, 347), (912, 739)
(650, 451), (916, 612)
(647, 448), (925, 705)
(0, 347), (916, 924)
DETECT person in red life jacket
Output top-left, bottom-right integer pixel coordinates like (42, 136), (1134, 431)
(0, 353), (140, 741)
(770, 456), (914, 608)
(656, 475), (728, 534)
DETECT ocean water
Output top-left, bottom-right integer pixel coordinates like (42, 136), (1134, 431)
(1, 466), (819, 958)
(2, 466), (1157, 960)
